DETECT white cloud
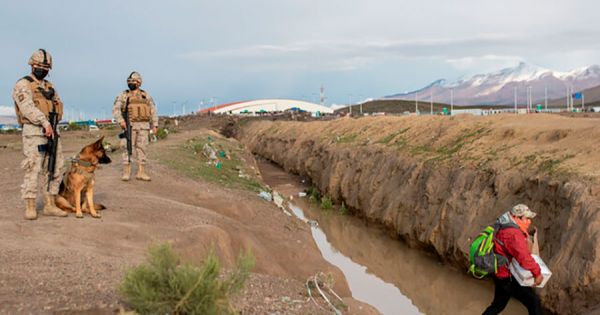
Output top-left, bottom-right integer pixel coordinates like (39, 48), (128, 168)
(0, 106), (15, 116)
(177, 35), (518, 72)
(446, 55), (525, 74)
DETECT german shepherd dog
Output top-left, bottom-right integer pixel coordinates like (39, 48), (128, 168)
(55, 137), (111, 218)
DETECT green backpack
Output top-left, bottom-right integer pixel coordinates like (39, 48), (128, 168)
(468, 224), (509, 279)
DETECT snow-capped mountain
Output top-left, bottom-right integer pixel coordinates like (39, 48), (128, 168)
(386, 62), (600, 105)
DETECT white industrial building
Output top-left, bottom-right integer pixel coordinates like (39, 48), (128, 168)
(198, 99), (334, 116)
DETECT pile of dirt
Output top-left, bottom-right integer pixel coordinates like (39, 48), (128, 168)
(240, 114), (600, 314)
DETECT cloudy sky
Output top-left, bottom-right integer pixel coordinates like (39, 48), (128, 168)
(1, 0), (599, 118)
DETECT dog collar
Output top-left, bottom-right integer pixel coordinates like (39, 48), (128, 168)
(70, 158), (95, 167)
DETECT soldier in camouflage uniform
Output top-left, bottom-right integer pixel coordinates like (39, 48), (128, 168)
(12, 49), (68, 220)
(112, 72), (158, 181)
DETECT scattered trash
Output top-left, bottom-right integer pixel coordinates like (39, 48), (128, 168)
(298, 192), (307, 197)
(306, 272), (344, 315)
(258, 191), (273, 202)
(273, 192), (284, 209)
(202, 143), (217, 160)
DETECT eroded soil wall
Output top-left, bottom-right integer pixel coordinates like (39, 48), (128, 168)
(239, 115), (600, 314)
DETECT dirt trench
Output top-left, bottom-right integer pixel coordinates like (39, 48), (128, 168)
(239, 115), (600, 315)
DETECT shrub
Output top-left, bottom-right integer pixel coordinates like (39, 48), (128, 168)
(339, 202), (349, 215)
(119, 243), (254, 315)
(320, 196), (333, 210)
(68, 122), (84, 131)
(156, 127), (169, 140)
(307, 186), (321, 203)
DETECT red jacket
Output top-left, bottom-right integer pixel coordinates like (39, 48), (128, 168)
(493, 226), (541, 279)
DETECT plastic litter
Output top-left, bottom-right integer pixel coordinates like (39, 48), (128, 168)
(273, 192), (284, 209)
(202, 143), (217, 160)
(298, 192), (307, 197)
(258, 191), (272, 202)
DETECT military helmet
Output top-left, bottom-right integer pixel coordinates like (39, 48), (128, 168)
(127, 71), (143, 86)
(28, 49), (52, 69)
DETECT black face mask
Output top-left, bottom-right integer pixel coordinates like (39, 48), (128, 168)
(32, 68), (49, 80)
(128, 83), (138, 91)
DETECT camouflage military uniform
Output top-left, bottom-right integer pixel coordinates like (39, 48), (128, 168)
(12, 49), (68, 219)
(112, 72), (158, 181)
(13, 78), (65, 198)
(112, 92), (158, 165)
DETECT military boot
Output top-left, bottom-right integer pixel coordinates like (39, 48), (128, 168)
(24, 198), (37, 220)
(121, 164), (131, 181)
(136, 164), (151, 181)
(43, 193), (68, 217)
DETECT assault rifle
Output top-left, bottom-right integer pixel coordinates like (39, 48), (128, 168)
(46, 101), (59, 191)
(119, 97), (132, 163)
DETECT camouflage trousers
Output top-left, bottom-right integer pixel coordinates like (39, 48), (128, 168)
(121, 128), (149, 165)
(21, 134), (64, 199)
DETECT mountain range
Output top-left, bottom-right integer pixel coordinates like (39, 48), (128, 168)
(386, 62), (600, 106)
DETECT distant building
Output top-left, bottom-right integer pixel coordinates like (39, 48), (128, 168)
(198, 99), (334, 116)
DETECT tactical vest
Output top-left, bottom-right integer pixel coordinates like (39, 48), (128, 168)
(124, 90), (152, 122)
(14, 76), (63, 125)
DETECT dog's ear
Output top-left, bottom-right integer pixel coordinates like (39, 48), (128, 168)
(94, 136), (105, 148)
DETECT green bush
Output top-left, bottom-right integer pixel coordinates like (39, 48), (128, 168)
(156, 127), (169, 140)
(339, 202), (349, 215)
(68, 122), (84, 131)
(307, 186), (321, 203)
(321, 196), (333, 210)
(119, 243), (254, 315)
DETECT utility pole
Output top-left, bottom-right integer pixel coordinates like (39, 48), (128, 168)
(544, 86), (548, 110)
(514, 87), (517, 114)
(320, 85), (325, 106)
(348, 94), (352, 116)
(415, 91), (418, 115)
(582, 93), (585, 111)
(359, 98), (363, 115)
(450, 89), (454, 115)
(527, 86), (532, 113)
(568, 86), (573, 111)
(430, 89), (433, 115)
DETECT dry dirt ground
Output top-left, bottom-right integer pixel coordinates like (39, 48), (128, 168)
(0, 129), (377, 315)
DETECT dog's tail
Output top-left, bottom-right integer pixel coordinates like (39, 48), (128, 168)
(94, 203), (107, 210)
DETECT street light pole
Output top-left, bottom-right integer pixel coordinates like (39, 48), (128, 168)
(430, 89), (433, 115)
(415, 91), (418, 115)
(348, 94), (352, 116)
(544, 87), (548, 110)
(450, 89), (454, 115)
(514, 87), (517, 114)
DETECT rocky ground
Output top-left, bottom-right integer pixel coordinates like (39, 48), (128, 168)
(0, 128), (377, 315)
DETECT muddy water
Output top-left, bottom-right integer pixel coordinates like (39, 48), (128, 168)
(258, 160), (527, 315)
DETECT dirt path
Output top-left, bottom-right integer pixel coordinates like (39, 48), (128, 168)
(0, 130), (376, 314)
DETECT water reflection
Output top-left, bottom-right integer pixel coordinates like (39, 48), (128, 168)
(259, 160), (525, 315)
